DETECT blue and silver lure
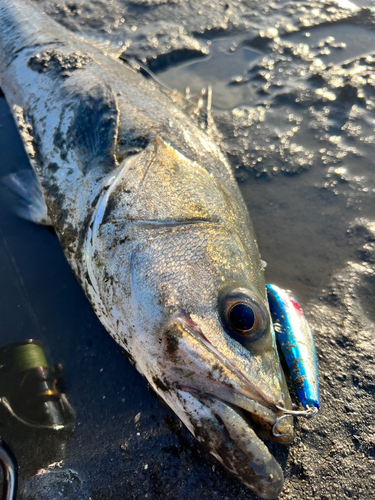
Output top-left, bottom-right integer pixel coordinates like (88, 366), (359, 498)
(267, 284), (320, 436)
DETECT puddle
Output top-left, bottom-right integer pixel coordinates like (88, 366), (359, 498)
(157, 38), (262, 109)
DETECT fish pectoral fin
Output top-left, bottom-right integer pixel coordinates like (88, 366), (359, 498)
(2, 106), (51, 225)
(2, 169), (51, 226)
(67, 84), (119, 174)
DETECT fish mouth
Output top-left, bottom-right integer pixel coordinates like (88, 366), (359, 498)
(173, 313), (294, 444)
(157, 313), (294, 498)
(164, 384), (289, 500)
(179, 385), (293, 446)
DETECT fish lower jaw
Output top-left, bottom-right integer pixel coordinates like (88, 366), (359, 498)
(237, 402), (294, 445)
(179, 386), (294, 445)
(174, 387), (286, 499)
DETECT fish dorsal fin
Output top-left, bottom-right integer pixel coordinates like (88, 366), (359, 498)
(180, 86), (221, 142)
(119, 56), (219, 137)
(67, 84), (119, 173)
(183, 86), (214, 130)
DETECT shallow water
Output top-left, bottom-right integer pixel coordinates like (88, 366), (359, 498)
(0, 1), (374, 499)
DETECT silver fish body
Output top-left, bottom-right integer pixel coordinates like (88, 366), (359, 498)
(0, 1), (294, 497)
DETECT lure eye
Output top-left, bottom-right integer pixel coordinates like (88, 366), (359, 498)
(221, 288), (269, 340)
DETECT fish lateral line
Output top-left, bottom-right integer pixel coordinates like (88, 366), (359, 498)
(107, 217), (221, 229)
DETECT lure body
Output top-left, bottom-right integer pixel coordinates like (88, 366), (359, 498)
(267, 284), (320, 410)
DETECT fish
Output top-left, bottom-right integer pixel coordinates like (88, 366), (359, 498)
(0, 1), (295, 498)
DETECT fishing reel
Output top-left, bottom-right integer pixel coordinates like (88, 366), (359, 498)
(0, 340), (76, 496)
(0, 340), (75, 432)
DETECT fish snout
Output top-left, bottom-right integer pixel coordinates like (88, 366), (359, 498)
(159, 315), (294, 439)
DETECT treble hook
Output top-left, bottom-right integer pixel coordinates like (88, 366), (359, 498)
(272, 405), (319, 438)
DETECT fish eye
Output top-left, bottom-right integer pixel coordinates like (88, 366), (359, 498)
(221, 288), (269, 341)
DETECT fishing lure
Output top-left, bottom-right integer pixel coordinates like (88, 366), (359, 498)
(267, 284), (320, 436)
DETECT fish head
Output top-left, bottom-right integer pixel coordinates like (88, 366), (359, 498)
(94, 138), (293, 499)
